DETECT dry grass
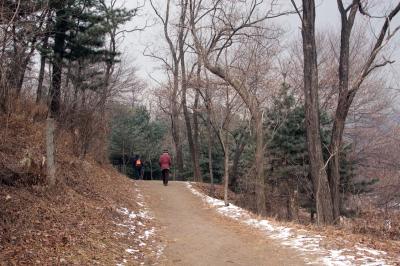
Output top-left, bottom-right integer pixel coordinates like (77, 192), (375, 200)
(0, 100), (162, 265)
(195, 182), (400, 261)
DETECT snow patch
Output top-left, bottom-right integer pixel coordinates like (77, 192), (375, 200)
(126, 249), (139, 254)
(186, 182), (393, 266)
(115, 186), (164, 265)
(144, 228), (155, 240)
(116, 259), (127, 266)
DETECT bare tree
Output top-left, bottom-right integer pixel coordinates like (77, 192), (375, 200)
(292, 0), (334, 224)
(178, 0), (202, 182)
(188, 0), (288, 215)
(199, 79), (238, 206)
(150, 0), (185, 177)
(328, 0), (400, 220)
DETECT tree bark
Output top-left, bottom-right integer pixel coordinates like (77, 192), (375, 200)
(287, 181), (299, 221)
(207, 115), (214, 192)
(36, 49), (47, 103)
(181, 72), (200, 181)
(193, 89), (202, 182)
(327, 0), (359, 222)
(15, 51), (31, 96)
(122, 140), (126, 175)
(328, 1), (400, 222)
(222, 130), (229, 206)
(16, 35), (40, 96)
(49, 8), (68, 117)
(179, 0), (201, 182)
(46, 6), (68, 187)
(46, 118), (56, 186)
(171, 105), (184, 177)
(230, 134), (246, 191)
(150, 159), (153, 180)
(205, 87), (215, 194)
(301, 0), (334, 225)
(254, 113), (267, 215)
(171, 61), (183, 177)
(36, 13), (52, 103)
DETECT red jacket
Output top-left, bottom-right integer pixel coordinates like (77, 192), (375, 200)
(159, 153), (171, 170)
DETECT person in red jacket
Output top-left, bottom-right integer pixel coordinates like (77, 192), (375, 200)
(159, 149), (172, 186)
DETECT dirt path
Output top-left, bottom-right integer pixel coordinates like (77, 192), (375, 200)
(138, 181), (309, 266)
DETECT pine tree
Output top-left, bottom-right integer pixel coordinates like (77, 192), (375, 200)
(265, 84), (362, 221)
(45, 0), (136, 185)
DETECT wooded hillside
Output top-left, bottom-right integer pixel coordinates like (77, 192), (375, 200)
(1, 0), (399, 264)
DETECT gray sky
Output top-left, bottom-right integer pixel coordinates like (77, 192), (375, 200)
(120, 0), (399, 89)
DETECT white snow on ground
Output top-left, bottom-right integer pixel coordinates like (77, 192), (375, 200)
(115, 182), (165, 266)
(186, 182), (394, 266)
(116, 259), (127, 266)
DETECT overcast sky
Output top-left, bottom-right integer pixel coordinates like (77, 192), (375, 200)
(120, 0), (399, 89)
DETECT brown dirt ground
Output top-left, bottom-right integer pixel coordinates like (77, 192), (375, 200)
(139, 181), (312, 266)
(194, 182), (400, 264)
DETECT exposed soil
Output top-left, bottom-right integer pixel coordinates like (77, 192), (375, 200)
(139, 181), (310, 266)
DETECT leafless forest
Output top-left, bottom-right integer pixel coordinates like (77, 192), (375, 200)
(1, 0), (400, 264)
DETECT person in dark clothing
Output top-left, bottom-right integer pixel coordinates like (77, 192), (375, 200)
(134, 156), (143, 179)
(159, 149), (171, 186)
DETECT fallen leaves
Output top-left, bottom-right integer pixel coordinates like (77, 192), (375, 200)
(0, 112), (163, 265)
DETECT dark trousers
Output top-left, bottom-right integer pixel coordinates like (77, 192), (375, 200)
(162, 169), (169, 185)
(136, 167), (143, 179)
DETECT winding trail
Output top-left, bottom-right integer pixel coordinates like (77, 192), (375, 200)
(138, 181), (310, 266)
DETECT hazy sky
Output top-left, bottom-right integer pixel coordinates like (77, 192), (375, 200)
(120, 0), (399, 88)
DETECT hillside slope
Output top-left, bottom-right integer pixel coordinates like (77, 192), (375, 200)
(0, 104), (162, 265)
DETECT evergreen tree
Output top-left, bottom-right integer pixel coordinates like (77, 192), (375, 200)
(109, 105), (167, 179)
(265, 84), (362, 220)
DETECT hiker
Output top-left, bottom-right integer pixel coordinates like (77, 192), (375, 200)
(159, 149), (171, 186)
(134, 156), (143, 179)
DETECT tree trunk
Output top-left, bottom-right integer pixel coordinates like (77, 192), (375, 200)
(287, 182), (299, 221)
(205, 87), (215, 194)
(0, 27), (10, 112)
(156, 0), (184, 178)
(193, 89), (202, 181)
(15, 52), (31, 96)
(328, 98), (351, 221)
(122, 140), (126, 175)
(207, 109), (214, 193)
(190, 13), (267, 215)
(181, 80), (200, 181)
(200, 62), (267, 215)
(254, 113), (267, 216)
(328, 0), (359, 221)
(46, 118), (56, 186)
(179, 0), (200, 182)
(150, 159), (153, 180)
(36, 50), (47, 103)
(171, 116), (183, 178)
(46, 7), (68, 187)
(7, 25), (22, 92)
(301, 0), (334, 225)
(222, 130), (229, 206)
(16, 37), (39, 96)
(49, 8), (68, 118)
(37, 13), (51, 103)
(0, 80), (9, 112)
(171, 52), (183, 178)
(171, 80), (184, 178)
(230, 135), (245, 191)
